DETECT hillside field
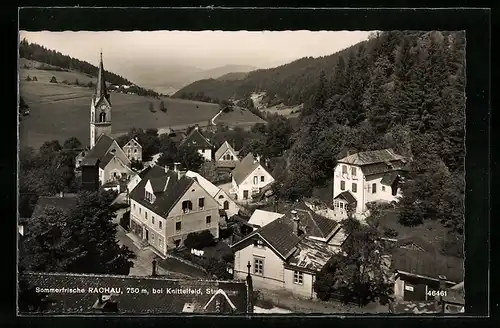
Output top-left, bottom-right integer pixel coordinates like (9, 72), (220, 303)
(19, 63), (265, 149)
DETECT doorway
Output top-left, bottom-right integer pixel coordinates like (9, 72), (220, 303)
(145, 229), (149, 241)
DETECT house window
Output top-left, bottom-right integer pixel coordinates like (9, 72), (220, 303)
(340, 181), (345, 191)
(152, 216), (155, 224)
(206, 216), (212, 226)
(176, 222), (181, 231)
(382, 186), (386, 192)
(340, 202), (344, 209)
(133, 203), (136, 210)
(145, 212), (148, 219)
(253, 240), (265, 249)
(334, 200), (339, 208)
(218, 195), (224, 199)
(134, 149), (137, 153)
(139, 207), (141, 214)
(253, 257), (264, 275)
(342, 165), (348, 174)
(198, 198), (205, 210)
(230, 155), (234, 160)
(351, 167), (357, 176)
(293, 271), (304, 285)
(260, 176), (264, 182)
(182, 200), (193, 213)
(243, 190), (249, 199)
(128, 149), (130, 154)
(201, 149), (205, 153)
(253, 176), (258, 185)
(158, 237), (163, 248)
(223, 200), (229, 210)
(352, 183), (357, 193)
(159, 221), (162, 229)
(151, 233), (155, 242)
(372, 183), (377, 194)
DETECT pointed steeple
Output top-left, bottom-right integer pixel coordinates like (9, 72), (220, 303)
(95, 50), (110, 103)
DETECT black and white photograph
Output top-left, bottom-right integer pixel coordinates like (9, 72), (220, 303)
(18, 24), (467, 315)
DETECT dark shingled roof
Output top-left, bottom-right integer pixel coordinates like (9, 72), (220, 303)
(31, 196), (79, 218)
(233, 202), (339, 259)
(85, 134), (114, 161)
(380, 171), (401, 186)
(81, 157), (99, 166)
(232, 152), (272, 186)
(179, 128), (213, 149)
(337, 148), (405, 166)
(129, 166), (194, 217)
(21, 272), (250, 314)
(334, 191), (357, 204)
(98, 152), (115, 169)
(391, 237), (464, 283)
(150, 176), (169, 193)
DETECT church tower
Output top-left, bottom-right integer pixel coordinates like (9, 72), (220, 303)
(90, 51), (112, 149)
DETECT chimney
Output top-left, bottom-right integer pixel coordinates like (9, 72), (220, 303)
(291, 210), (300, 235)
(195, 124), (199, 130)
(59, 191), (64, 198)
(173, 162), (180, 172)
(164, 165), (169, 174)
(151, 260), (157, 277)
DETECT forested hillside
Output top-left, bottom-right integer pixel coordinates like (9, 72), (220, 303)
(19, 39), (160, 97)
(173, 37), (375, 106)
(275, 30), (465, 256)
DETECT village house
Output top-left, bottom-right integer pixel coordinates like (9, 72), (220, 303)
(185, 170), (239, 218)
(333, 149), (409, 215)
(128, 164), (220, 256)
(230, 153), (275, 202)
(231, 202), (347, 299)
(21, 264), (254, 314)
(178, 126), (214, 161)
(74, 147), (90, 169)
(122, 137), (143, 162)
(215, 141), (240, 173)
(79, 52), (139, 187)
(390, 236), (464, 303)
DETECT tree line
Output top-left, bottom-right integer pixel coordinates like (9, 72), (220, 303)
(19, 38), (161, 98)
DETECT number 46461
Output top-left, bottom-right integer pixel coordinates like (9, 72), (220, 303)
(427, 290), (447, 297)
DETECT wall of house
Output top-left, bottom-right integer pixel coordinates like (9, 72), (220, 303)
(283, 268), (316, 299)
(364, 173), (401, 206)
(234, 240), (285, 290)
(214, 190), (239, 217)
(98, 168), (104, 185)
(197, 148), (212, 161)
(394, 275), (405, 301)
(130, 199), (167, 255)
(123, 142), (142, 162)
(107, 141), (131, 166)
(217, 149), (238, 162)
(165, 182), (220, 248)
(75, 151), (87, 169)
(333, 163), (364, 213)
(127, 174), (142, 194)
(103, 157), (134, 183)
(234, 165), (275, 201)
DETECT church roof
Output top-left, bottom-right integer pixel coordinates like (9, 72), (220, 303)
(85, 135), (114, 161)
(95, 51), (110, 104)
(99, 153), (115, 169)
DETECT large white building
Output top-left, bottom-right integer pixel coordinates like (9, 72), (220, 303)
(332, 148), (409, 215)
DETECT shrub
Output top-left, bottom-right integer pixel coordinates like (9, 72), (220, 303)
(120, 211), (130, 230)
(383, 228), (398, 238)
(49, 76), (57, 83)
(184, 230), (216, 250)
(32, 76), (38, 81)
(219, 226), (234, 240)
(25, 76), (32, 81)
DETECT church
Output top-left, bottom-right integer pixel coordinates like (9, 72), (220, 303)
(77, 52), (141, 188)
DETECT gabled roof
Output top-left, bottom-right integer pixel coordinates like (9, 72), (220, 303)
(391, 236), (464, 283)
(31, 195), (79, 218)
(334, 191), (357, 204)
(337, 148), (406, 166)
(380, 171), (402, 186)
(21, 272), (250, 314)
(215, 141), (239, 161)
(129, 166), (195, 218)
(248, 210), (284, 228)
(179, 128), (213, 149)
(233, 202), (339, 259)
(185, 171), (220, 197)
(99, 152), (115, 169)
(231, 153), (271, 186)
(124, 138), (142, 148)
(149, 175), (169, 193)
(85, 134), (114, 160)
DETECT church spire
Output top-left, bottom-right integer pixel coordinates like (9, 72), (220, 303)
(95, 50), (109, 103)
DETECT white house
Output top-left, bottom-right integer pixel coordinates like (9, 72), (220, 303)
(128, 165), (220, 256)
(333, 148), (409, 215)
(231, 202), (347, 299)
(185, 170), (239, 217)
(123, 137), (143, 162)
(178, 126), (214, 161)
(230, 153), (275, 201)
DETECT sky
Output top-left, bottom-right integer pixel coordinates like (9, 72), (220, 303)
(19, 30), (372, 71)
